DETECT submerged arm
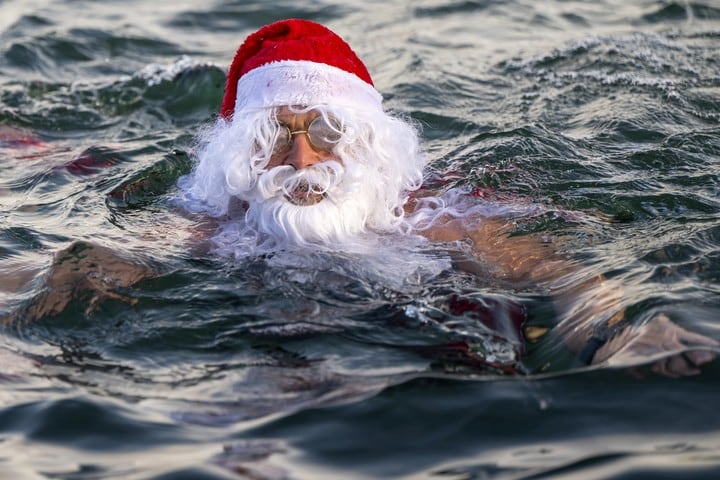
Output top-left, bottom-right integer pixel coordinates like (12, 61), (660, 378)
(2, 241), (154, 325)
(422, 215), (717, 375)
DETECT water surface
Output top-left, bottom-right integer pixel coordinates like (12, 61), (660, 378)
(2, 0), (720, 478)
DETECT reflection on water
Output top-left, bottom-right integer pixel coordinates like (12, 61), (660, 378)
(2, 0), (720, 478)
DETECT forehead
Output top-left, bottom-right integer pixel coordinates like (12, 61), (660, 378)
(274, 106), (321, 123)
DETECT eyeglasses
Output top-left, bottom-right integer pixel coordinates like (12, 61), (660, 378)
(272, 115), (342, 155)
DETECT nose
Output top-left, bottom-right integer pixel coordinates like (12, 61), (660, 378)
(283, 132), (322, 170)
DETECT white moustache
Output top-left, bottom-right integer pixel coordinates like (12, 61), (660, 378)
(254, 161), (345, 206)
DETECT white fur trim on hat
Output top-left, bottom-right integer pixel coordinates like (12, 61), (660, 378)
(233, 60), (383, 115)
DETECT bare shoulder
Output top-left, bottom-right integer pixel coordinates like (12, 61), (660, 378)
(416, 212), (567, 283)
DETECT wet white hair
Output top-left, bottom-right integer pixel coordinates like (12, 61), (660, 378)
(178, 104), (426, 256)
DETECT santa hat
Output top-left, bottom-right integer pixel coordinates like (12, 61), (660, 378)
(220, 19), (383, 119)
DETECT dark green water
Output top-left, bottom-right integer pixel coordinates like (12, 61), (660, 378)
(2, 1), (720, 478)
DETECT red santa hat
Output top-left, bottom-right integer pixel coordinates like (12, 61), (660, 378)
(220, 19), (383, 119)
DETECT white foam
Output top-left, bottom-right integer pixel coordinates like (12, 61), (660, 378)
(134, 55), (210, 86)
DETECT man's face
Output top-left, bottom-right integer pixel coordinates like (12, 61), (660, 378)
(236, 105), (383, 247)
(262, 107), (343, 206)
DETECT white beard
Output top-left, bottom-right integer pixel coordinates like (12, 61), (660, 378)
(241, 160), (384, 251)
